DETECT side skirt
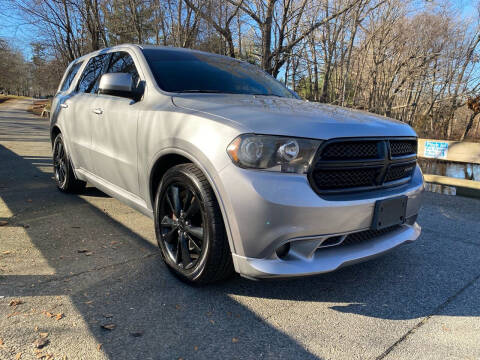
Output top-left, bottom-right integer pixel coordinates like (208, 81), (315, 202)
(75, 168), (154, 219)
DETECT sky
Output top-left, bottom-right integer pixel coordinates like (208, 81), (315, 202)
(0, 0), (477, 61)
(0, 1), (38, 59)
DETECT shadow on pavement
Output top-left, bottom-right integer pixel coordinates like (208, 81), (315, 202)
(0, 144), (321, 359)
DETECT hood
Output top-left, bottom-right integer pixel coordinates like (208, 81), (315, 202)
(171, 94), (417, 140)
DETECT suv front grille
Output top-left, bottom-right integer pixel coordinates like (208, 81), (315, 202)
(321, 141), (379, 160)
(390, 140), (417, 157)
(312, 167), (381, 189)
(309, 138), (417, 194)
(385, 162), (416, 182)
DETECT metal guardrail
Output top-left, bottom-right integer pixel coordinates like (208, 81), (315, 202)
(418, 138), (480, 197)
(418, 139), (480, 164)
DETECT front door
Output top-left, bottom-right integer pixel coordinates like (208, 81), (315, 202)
(66, 53), (110, 172)
(90, 51), (142, 196)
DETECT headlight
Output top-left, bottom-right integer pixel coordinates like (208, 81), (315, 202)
(227, 134), (322, 173)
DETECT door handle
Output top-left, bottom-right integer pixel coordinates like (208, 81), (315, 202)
(93, 108), (103, 115)
(60, 103), (68, 108)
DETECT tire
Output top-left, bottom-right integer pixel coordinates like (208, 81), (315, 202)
(154, 163), (234, 284)
(52, 133), (86, 193)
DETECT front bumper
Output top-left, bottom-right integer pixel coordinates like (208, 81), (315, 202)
(218, 163), (424, 279)
(233, 222), (421, 279)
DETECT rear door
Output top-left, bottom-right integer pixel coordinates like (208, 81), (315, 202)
(66, 54), (110, 172)
(90, 51), (142, 196)
(51, 59), (83, 138)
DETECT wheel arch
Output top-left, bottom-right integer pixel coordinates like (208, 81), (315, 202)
(148, 149), (237, 254)
(51, 125), (61, 145)
(149, 153), (192, 208)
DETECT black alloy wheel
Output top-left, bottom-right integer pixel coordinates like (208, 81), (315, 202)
(53, 137), (68, 188)
(52, 133), (86, 193)
(154, 164), (234, 284)
(159, 182), (205, 269)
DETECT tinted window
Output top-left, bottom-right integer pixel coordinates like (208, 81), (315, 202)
(60, 61), (83, 92)
(142, 49), (296, 98)
(106, 52), (140, 86)
(77, 54), (109, 94)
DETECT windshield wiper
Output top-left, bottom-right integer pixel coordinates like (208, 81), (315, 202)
(177, 89), (225, 94)
(177, 90), (286, 98)
(249, 93), (284, 98)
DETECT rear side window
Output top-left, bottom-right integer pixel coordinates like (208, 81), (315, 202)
(106, 52), (140, 86)
(77, 54), (110, 94)
(59, 61), (83, 92)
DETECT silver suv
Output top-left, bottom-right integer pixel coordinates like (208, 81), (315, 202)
(51, 44), (424, 284)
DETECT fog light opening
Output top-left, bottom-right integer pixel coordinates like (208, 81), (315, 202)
(276, 242), (291, 259)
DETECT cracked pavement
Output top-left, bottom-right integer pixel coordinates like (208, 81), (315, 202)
(0, 98), (479, 359)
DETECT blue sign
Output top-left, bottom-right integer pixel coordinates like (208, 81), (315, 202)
(424, 141), (449, 159)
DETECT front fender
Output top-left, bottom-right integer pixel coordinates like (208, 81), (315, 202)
(145, 145), (239, 254)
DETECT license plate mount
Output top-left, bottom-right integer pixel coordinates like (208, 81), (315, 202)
(372, 196), (408, 230)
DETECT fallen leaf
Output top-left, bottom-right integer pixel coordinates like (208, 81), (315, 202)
(33, 338), (49, 349)
(0, 220), (8, 226)
(39, 332), (48, 338)
(232, 337), (239, 343)
(130, 331), (143, 337)
(101, 323), (116, 330)
(9, 299), (24, 307)
(15, 353), (22, 360)
(97, 343), (102, 351)
(36, 354), (54, 360)
(42, 311), (63, 320)
(1, 251), (11, 255)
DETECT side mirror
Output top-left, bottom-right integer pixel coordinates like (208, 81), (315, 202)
(98, 73), (134, 99)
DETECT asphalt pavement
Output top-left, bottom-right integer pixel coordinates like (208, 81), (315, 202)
(0, 98), (479, 360)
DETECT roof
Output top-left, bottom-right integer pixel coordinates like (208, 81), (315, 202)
(74, 44), (233, 63)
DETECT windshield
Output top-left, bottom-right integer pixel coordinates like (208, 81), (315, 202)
(142, 48), (297, 98)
